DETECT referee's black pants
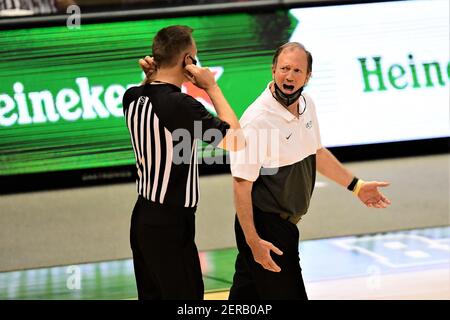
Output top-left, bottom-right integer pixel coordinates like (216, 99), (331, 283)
(130, 195), (204, 300)
(229, 207), (308, 300)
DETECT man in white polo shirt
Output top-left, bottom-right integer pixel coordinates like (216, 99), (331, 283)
(229, 42), (391, 300)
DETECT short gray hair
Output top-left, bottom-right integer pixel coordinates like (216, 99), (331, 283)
(272, 42), (313, 73)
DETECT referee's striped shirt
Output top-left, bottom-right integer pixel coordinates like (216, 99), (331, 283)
(122, 83), (229, 208)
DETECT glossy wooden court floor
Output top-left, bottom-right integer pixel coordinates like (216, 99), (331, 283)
(1, 226), (449, 300)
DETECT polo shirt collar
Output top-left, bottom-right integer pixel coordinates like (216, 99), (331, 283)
(262, 82), (297, 122)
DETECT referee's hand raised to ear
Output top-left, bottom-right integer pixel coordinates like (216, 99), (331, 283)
(184, 64), (217, 91)
(139, 56), (156, 72)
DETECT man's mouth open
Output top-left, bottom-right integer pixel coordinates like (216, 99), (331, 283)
(283, 84), (295, 92)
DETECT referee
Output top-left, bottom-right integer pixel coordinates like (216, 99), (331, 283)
(122, 25), (243, 300)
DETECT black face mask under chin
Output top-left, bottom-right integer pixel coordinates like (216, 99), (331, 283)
(273, 82), (304, 108)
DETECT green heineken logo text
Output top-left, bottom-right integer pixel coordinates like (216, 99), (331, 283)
(358, 54), (450, 92)
(0, 78), (139, 127)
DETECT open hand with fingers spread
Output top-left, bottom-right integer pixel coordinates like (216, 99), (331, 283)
(248, 238), (283, 272)
(357, 181), (391, 208)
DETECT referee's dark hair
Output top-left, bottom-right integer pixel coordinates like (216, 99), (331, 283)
(152, 25), (194, 68)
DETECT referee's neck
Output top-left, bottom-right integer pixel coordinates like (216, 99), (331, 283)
(153, 68), (184, 88)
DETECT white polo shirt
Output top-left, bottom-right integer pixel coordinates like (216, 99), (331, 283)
(230, 82), (322, 223)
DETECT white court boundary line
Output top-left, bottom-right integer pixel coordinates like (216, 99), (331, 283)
(333, 234), (450, 269)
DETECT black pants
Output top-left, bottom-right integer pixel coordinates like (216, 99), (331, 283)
(229, 208), (308, 300)
(130, 196), (204, 300)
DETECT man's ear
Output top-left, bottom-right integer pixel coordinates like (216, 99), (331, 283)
(182, 54), (191, 68)
(271, 65), (276, 79)
(305, 73), (312, 85)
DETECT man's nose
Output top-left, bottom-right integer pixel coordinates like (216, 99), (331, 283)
(286, 71), (295, 81)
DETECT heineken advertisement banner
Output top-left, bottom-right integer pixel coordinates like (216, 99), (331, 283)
(290, 0), (449, 147)
(0, 0), (449, 178)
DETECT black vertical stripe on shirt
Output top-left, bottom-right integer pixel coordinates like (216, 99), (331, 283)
(144, 98), (153, 198)
(144, 103), (152, 200)
(148, 104), (156, 201)
(141, 97), (149, 197)
(150, 111), (159, 201)
(184, 141), (193, 207)
(154, 114), (167, 203)
(134, 97), (144, 195)
(186, 139), (198, 208)
(140, 98), (150, 199)
(189, 141), (195, 207)
(159, 128), (173, 203)
(132, 100), (142, 194)
(192, 140), (198, 206)
(134, 98), (142, 195)
(141, 97), (151, 200)
(125, 101), (140, 189)
(195, 142), (200, 204)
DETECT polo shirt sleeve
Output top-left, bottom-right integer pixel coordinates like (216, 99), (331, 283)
(229, 122), (267, 182)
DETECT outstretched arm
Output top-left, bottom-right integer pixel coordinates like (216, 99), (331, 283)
(316, 147), (391, 208)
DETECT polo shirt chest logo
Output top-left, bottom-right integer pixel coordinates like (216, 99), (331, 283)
(305, 120), (313, 129)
